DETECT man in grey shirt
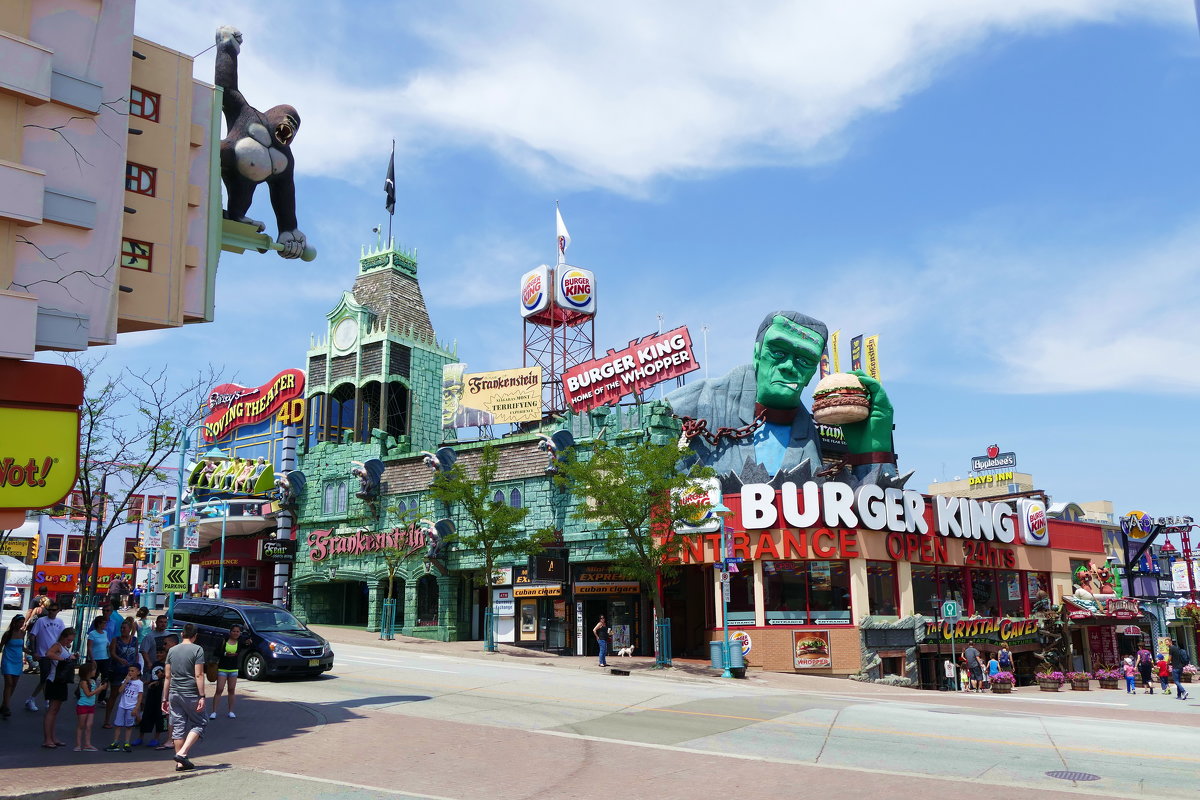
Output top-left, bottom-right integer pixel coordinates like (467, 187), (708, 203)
(162, 623), (206, 770)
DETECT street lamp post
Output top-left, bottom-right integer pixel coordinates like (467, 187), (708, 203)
(712, 500), (735, 679)
(216, 501), (229, 600)
(166, 424), (203, 622)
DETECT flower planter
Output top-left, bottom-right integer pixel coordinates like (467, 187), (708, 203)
(1038, 681), (1061, 692)
(1097, 679), (1120, 690)
(991, 683), (1012, 694)
(1183, 674), (1194, 683)
(1070, 680), (1091, 691)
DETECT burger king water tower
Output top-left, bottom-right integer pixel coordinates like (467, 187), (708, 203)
(520, 207), (597, 412)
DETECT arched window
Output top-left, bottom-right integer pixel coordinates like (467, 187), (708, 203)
(416, 575), (439, 626)
(395, 499), (407, 515)
(359, 380), (381, 443)
(327, 384), (355, 442)
(306, 392), (326, 449)
(509, 489), (522, 509)
(493, 490), (504, 505)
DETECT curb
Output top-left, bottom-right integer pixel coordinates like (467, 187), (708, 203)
(0, 771), (211, 800)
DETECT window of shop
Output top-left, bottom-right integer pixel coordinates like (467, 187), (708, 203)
(867, 561), (899, 616)
(125, 495), (144, 521)
(1029, 572), (1052, 611)
(322, 481), (348, 515)
(416, 575), (439, 626)
(726, 569), (755, 625)
(912, 565), (967, 617)
(45, 536), (63, 562)
(997, 570), (1023, 617)
(125, 162), (156, 196)
(245, 567), (260, 590)
(763, 560), (852, 624)
(65, 536), (84, 563)
(129, 87), (160, 122)
(120, 237), (152, 271)
(970, 570), (999, 617)
(122, 538), (138, 565)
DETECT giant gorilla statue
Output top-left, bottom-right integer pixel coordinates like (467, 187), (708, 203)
(215, 26), (306, 259)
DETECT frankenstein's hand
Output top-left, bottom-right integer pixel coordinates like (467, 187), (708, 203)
(839, 370), (893, 455)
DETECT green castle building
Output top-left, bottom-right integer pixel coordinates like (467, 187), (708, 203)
(290, 239), (682, 657)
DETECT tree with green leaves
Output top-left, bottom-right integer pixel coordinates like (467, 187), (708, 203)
(553, 436), (713, 661)
(55, 354), (217, 602)
(429, 443), (553, 651)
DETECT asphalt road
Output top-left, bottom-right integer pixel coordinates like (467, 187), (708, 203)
(220, 641), (1200, 799)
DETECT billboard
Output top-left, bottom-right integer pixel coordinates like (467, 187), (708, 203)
(793, 630), (832, 669)
(562, 326), (699, 412)
(202, 369), (305, 442)
(442, 364), (542, 428)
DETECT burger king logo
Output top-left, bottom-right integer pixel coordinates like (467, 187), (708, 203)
(559, 269), (593, 309)
(522, 274), (543, 312)
(1018, 498), (1049, 547)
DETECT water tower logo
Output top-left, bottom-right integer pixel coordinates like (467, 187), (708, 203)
(522, 274), (543, 311)
(556, 267), (596, 314)
(519, 265), (551, 318)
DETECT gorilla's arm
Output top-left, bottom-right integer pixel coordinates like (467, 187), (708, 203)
(269, 169), (306, 259)
(215, 26), (247, 128)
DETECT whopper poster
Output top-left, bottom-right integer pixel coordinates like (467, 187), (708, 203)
(561, 326), (699, 412)
(793, 630), (832, 669)
(442, 364), (542, 428)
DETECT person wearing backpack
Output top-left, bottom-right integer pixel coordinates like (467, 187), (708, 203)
(1136, 645), (1154, 694)
(997, 646), (1013, 673)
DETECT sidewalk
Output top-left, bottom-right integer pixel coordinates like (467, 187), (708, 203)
(0, 686), (322, 799)
(312, 624), (1200, 725)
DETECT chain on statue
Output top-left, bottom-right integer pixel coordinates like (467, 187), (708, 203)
(677, 409), (767, 447)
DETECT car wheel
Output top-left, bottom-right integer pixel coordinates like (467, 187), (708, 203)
(242, 652), (266, 681)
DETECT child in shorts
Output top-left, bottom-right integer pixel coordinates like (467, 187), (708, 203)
(135, 665), (167, 747)
(105, 664), (143, 753)
(73, 661), (106, 752)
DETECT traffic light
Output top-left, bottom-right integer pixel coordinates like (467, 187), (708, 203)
(29, 535), (39, 562)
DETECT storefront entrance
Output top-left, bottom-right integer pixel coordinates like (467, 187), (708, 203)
(332, 580), (370, 626)
(664, 565), (713, 658)
(580, 596), (641, 655)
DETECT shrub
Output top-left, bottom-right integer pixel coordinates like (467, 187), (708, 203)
(1184, 664), (1199, 675)
(990, 671), (1015, 684)
(1093, 668), (1121, 680)
(1066, 671), (1091, 682)
(1037, 670), (1065, 684)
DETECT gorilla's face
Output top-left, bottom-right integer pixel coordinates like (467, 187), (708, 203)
(267, 104), (301, 146)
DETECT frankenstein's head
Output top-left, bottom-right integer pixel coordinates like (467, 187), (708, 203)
(442, 363), (467, 427)
(752, 311), (827, 410)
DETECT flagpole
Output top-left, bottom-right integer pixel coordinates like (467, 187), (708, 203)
(387, 139), (395, 249)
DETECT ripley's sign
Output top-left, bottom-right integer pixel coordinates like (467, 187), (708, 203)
(203, 369), (305, 441)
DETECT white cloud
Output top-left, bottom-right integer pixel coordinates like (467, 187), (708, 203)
(135, 1), (1189, 192)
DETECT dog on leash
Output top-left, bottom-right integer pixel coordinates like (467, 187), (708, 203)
(616, 646), (634, 657)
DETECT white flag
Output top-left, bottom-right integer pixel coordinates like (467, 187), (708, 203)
(556, 205), (570, 263)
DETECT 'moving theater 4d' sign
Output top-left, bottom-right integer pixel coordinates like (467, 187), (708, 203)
(203, 369), (305, 441)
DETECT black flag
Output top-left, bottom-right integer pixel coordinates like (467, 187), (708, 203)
(384, 147), (396, 215)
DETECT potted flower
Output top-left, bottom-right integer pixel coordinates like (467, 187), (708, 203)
(1067, 671), (1092, 690)
(1183, 664), (1198, 684)
(1037, 670), (1065, 692)
(1094, 667), (1121, 689)
(990, 671), (1015, 693)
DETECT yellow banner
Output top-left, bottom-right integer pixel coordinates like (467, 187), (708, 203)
(442, 365), (542, 428)
(513, 585), (562, 597)
(829, 330), (841, 373)
(864, 335), (880, 380)
(0, 407), (79, 511)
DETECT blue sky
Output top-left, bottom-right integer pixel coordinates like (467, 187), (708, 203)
(107, 1), (1199, 522)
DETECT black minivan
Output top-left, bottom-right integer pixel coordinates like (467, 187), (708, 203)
(169, 598), (334, 680)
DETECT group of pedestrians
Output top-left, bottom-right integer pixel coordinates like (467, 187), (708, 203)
(0, 600), (243, 772)
(952, 644), (1015, 691)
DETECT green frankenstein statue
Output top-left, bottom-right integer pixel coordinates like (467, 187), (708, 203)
(666, 311), (900, 487)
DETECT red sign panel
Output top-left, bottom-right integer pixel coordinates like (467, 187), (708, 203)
(562, 326), (699, 412)
(202, 369), (305, 442)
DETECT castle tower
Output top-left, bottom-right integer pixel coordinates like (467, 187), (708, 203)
(304, 241), (456, 456)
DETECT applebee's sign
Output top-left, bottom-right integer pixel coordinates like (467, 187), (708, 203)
(972, 444), (1016, 472)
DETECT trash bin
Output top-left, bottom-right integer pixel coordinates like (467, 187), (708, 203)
(709, 640), (727, 670)
(727, 643), (745, 670)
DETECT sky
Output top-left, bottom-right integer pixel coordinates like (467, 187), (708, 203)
(101, 1), (1200, 524)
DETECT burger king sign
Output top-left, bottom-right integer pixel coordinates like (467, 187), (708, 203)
(555, 266), (596, 315)
(519, 265), (551, 318)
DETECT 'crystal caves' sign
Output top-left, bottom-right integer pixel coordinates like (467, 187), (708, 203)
(923, 617), (1040, 645)
(307, 525), (425, 562)
(562, 326), (699, 412)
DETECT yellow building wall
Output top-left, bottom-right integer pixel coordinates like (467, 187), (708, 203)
(117, 37), (206, 331)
